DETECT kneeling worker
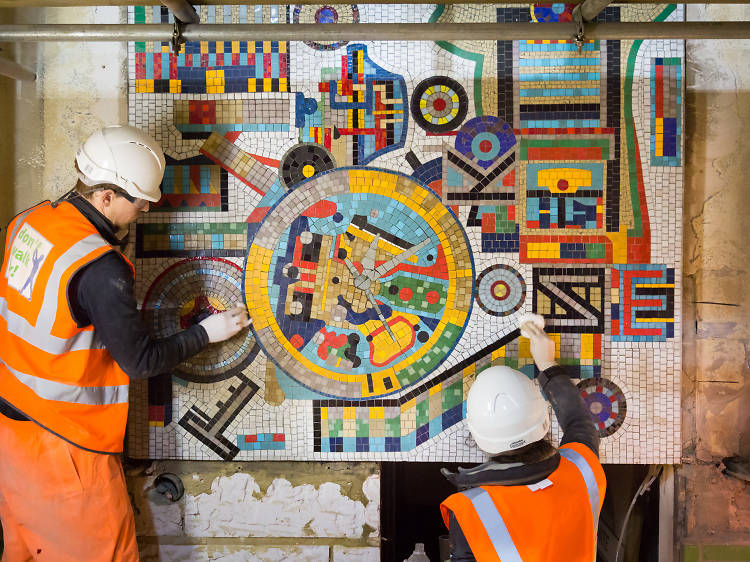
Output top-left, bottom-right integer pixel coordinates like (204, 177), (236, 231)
(0, 125), (251, 561)
(441, 316), (606, 561)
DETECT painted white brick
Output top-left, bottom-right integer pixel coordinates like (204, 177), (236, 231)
(141, 544), (329, 562)
(183, 474), (367, 538)
(333, 545), (380, 562)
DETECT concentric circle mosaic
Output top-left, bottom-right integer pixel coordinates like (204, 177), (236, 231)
(142, 258), (258, 383)
(455, 116), (517, 169)
(410, 76), (469, 134)
(244, 167), (474, 399)
(279, 143), (337, 190)
(577, 378), (628, 438)
(475, 264), (526, 317)
(292, 4), (360, 51)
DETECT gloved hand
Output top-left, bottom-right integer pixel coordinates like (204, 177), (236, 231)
(198, 304), (251, 343)
(524, 321), (557, 373)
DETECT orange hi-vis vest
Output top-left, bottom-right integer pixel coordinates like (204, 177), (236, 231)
(441, 442), (606, 562)
(0, 200), (132, 454)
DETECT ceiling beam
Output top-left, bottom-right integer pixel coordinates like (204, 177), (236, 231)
(1, 22), (749, 41)
(0, 0), (748, 5)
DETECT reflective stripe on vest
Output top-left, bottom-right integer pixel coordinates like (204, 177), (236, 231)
(0, 297), (103, 355)
(35, 233), (109, 333)
(559, 447), (600, 533)
(459, 488), (523, 562)
(0, 357), (128, 406)
(459, 450), (601, 560)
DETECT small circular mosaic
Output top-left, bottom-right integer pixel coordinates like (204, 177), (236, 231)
(279, 143), (336, 190)
(292, 4), (360, 51)
(142, 258), (258, 383)
(455, 116), (517, 170)
(244, 167), (474, 399)
(531, 3), (575, 23)
(577, 378), (628, 438)
(475, 264), (526, 317)
(410, 76), (469, 134)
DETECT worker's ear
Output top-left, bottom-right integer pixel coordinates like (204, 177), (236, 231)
(99, 188), (116, 207)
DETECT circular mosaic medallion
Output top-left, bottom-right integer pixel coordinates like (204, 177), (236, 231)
(292, 4), (360, 51)
(475, 264), (526, 317)
(244, 167), (474, 399)
(531, 3), (575, 23)
(455, 116), (517, 170)
(279, 143), (336, 190)
(142, 258), (258, 383)
(410, 76), (468, 134)
(577, 378), (627, 438)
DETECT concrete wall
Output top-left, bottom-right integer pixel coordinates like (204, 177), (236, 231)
(679, 4), (750, 554)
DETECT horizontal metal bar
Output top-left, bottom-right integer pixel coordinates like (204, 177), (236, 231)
(0, 22), (749, 42)
(0, 56), (36, 81)
(0, 0), (749, 5)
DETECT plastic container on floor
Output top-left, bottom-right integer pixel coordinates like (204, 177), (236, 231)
(405, 542), (431, 562)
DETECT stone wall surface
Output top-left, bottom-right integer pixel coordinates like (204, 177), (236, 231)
(128, 461), (379, 559)
(679, 3), (750, 553)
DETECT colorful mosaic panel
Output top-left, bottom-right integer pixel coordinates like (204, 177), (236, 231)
(200, 133), (277, 195)
(611, 264), (675, 341)
(174, 99), (290, 138)
(155, 156), (228, 213)
(135, 222), (247, 258)
(133, 6), (288, 94)
(301, 44), (408, 165)
(127, 3), (683, 464)
(577, 378), (628, 437)
(238, 433), (286, 451)
(245, 168), (474, 399)
(651, 57), (682, 166)
(524, 163), (604, 230)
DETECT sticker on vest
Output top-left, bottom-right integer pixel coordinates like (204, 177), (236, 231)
(527, 479), (554, 492)
(5, 224), (53, 300)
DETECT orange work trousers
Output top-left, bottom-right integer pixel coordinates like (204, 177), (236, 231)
(0, 413), (138, 561)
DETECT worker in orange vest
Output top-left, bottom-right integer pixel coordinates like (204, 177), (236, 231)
(0, 125), (250, 561)
(441, 316), (606, 561)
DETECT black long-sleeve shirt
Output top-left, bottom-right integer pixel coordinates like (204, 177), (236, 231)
(0, 194), (208, 421)
(446, 364), (600, 560)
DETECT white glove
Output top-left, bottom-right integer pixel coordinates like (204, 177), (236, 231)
(199, 304), (251, 344)
(518, 313), (557, 372)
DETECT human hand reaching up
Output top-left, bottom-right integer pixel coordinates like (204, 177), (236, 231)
(522, 318), (557, 373)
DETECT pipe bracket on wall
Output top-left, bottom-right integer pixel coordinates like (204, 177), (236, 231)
(171, 20), (185, 54)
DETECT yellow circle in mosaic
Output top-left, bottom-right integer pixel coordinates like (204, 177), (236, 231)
(244, 168), (474, 399)
(302, 164), (316, 178)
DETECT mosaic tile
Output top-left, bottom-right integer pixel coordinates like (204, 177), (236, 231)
(126, 3), (684, 464)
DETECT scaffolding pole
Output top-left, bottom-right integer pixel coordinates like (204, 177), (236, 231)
(0, 22), (749, 42)
(0, 56), (36, 81)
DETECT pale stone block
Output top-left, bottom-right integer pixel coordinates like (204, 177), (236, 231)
(332, 545), (380, 562)
(141, 544), (330, 562)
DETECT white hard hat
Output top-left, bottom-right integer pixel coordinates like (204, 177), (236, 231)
(75, 125), (166, 202)
(466, 366), (550, 454)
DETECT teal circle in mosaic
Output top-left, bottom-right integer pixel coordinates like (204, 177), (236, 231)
(475, 264), (526, 317)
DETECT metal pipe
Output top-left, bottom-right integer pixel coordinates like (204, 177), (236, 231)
(0, 0), (749, 5)
(0, 22), (750, 42)
(0, 56), (36, 81)
(160, 0), (199, 24)
(575, 0), (614, 22)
